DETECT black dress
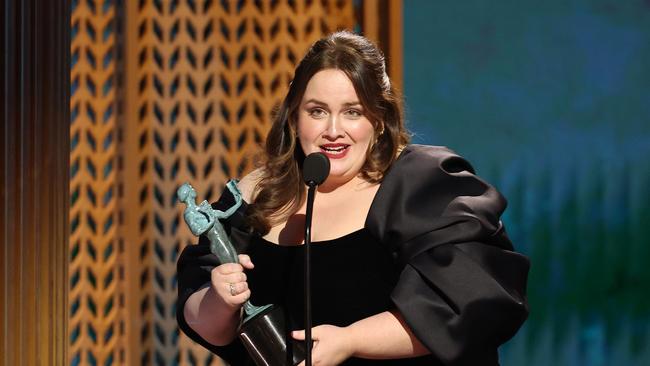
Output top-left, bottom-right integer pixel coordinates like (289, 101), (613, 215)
(176, 145), (530, 366)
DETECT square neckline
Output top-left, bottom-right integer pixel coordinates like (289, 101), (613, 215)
(242, 146), (413, 246)
(253, 227), (370, 247)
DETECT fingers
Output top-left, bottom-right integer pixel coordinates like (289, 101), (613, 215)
(292, 330), (305, 340)
(293, 329), (317, 366)
(222, 271), (247, 284)
(214, 280), (250, 307)
(211, 263), (251, 308)
(238, 254), (254, 269)
(293, 326), (350, 366)
(215, 262), (244, 274)
(292, 329), (319, 341)
(229, 288), (251, 304)
(212, 269), (247, 288)
(293, 331), (307, 366)
(227, 281), (249, 296)
(214, 268), (247, 287)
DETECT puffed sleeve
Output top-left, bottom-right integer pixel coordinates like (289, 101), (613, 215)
(366, 145), (530, 365)
(176, 187), (254, 365)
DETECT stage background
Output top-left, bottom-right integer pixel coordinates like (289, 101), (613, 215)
(404, 1), (650, 365)
(58, 0), (650, 365)
(66, 1), (400, 365)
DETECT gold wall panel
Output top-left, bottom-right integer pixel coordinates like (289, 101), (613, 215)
(69, 0), (120, 365)
(71, 0), (407, 365)
(120, 1), (356, 365)
(361, 0), (403, 90)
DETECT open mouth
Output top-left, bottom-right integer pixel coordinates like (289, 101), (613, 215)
(319, 144), (350, 158)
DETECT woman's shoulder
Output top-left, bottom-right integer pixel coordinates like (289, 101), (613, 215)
(236, 168), (265, 203)
(392, 144), (476, 175)
(369, 143), (507, 252)
(402, 144), (455, 155)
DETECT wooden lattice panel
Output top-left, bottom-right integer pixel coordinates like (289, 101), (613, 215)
(66, 0), (403, 364)
(120, 1), (356, 365)
(69, 0), (120, 365)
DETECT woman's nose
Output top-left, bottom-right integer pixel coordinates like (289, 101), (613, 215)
(324, 115), (344, 138)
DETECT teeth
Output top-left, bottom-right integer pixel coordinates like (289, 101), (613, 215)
(322, 146), (347, 153)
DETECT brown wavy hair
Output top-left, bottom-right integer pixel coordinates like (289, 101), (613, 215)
(247, 31), (410, 234)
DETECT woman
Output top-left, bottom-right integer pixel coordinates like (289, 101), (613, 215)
(177, 31), (529, 366)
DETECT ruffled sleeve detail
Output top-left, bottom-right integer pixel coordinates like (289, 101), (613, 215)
(366, 145), (530, 365)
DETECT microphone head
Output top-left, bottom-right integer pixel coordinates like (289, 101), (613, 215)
(302, 152), (330, 185)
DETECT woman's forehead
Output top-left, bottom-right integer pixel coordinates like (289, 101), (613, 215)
(301, 69), (359, 104)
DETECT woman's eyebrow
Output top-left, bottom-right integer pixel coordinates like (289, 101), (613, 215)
(303, 98), (327, 106)
(303, 99), (361, 107)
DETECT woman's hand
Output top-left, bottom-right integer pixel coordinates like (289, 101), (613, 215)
(292, 325), (355, 366)
(183, 254), (255, 346)
(210, 254), (254, 311)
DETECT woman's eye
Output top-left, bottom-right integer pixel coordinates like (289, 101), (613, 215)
(309, 108), (327, 118)
(345, 109), (362, 118)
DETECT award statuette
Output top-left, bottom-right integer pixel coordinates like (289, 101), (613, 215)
(177, 181), (305, 366)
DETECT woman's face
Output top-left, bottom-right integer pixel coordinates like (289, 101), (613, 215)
(297, 69), (376, 184)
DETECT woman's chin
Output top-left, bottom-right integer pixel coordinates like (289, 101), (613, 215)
(322, 169), (361, 185)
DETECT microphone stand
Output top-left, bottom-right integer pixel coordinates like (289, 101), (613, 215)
(304, 182), (316, 366)
(301, 152), (329, 366)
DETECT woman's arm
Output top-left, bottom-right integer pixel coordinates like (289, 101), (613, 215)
(183, 283), (241, 346)
(292, 309), (429, 366)
(183, 255), (254, 346)
(347, 310), (429, 359)
(365, 146), (529, 364)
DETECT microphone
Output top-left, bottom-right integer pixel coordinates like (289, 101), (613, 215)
(301, 152), (330, 366)
(302, 152), (330, 186)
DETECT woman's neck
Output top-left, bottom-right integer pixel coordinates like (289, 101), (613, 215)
(317, 174), (370, 194)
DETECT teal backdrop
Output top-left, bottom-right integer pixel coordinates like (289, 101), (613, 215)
(403, 1), (650, 365)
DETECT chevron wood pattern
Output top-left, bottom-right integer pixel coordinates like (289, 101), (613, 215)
(72, 1), (360, 365)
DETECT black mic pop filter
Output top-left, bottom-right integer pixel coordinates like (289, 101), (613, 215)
(302, 152), (330, 186)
